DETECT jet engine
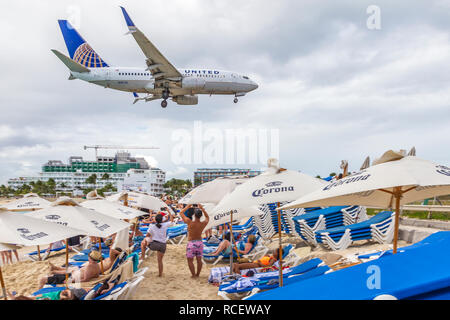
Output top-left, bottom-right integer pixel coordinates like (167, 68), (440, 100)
(181, 77), (206, 89)
(173, 95), (199, 105)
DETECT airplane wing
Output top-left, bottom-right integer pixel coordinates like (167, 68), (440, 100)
(120, 7), (182, 83)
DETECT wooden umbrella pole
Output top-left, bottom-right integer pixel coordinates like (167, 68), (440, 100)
(65, 239), (69, 288)
(0, 267), (7, 300)
(37, 245), (41, 261)
(131, 218), (140, 245)
(277, 202), (283, 287)
(98, 238), (104, 274)
(229, 210), (234, 275)
(393, 188), (401, 254)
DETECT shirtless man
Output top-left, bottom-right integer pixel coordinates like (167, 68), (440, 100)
(38, 250), (102, 289)
(179, 204), (209, 278)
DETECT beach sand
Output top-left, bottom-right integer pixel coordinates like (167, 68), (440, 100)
(132, 237), (408, 300)
(1, 246), (75, 296)
(133, 243), (221, 300)
(1, 234), (408, 300)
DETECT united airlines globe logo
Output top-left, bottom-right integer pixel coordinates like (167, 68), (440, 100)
(73, 43), (108, 68)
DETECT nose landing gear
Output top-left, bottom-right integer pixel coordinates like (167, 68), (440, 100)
(234, 98), (239, 104)
(161, 100), (168, 108)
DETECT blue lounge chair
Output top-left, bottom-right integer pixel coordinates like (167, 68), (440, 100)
(248, 231), (450, 300)
(231, 218), (255, 231)
(218, 259), (330, 299)
(314, 211), (395, 250)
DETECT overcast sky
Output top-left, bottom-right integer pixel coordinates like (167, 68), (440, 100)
(1, 0), (449, 184)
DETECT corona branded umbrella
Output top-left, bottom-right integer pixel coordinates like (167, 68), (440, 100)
(0, 209), (82, 246)
(27, 197), (130, 275)
(215, 169), (327, 213)
(0, 210), (83, 298)
(1, 193), (51, 211)
(179, 176), (248, 205)
(279, 153), (450, 255)
(215, 164), (327, 286)
(203, 203), (265, 230)
(27, 197), (130, 238)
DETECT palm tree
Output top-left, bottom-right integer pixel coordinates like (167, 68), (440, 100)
(101, 173), (110, 180)
(85, 174), (97, 187)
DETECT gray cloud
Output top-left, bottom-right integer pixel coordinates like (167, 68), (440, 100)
(0, 0), (449, 184)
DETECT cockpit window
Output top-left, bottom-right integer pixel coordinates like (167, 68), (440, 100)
(243, 76), (249, 79)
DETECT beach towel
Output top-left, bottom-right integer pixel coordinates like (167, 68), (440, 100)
(208, 267), (259, 284)
(118, 259), (134, 283)
(127, 252), (139, 273)
(209, 267), (230, 284)
(221, 277), (258, 292)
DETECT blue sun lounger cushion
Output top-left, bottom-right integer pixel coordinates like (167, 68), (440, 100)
(248, 231), (450, 300)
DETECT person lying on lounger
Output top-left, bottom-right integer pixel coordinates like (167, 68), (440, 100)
(37, 250), (102, 289)
(101, 247), (123, 271)
(231, 248), (283, 274)
(209, 234), (256, 256)
(8, 288), (87, 300)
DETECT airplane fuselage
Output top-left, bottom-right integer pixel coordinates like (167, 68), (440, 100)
(73, 67), (258, 97)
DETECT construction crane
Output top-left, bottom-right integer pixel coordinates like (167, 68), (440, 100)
(83, 145), (159, 158)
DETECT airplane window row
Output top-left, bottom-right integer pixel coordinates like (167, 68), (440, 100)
(119, 72), (150, 76)
(186, 74), (225, 78)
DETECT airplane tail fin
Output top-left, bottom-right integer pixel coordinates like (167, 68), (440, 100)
(57, 20), (109, 68)
(51, 49), (90, 73)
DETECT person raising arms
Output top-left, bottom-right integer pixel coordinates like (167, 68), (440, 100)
(179, 204), (209, 278)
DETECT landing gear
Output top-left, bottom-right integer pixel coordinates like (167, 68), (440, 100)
(233, 98), (239, 104)
(161, 100), (168, 108)
(162, 89), (170, 100)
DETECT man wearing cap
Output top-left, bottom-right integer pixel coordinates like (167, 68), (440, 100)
(38, 250), (102, 289)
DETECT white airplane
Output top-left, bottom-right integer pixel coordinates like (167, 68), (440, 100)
(52, 6), (258, 108)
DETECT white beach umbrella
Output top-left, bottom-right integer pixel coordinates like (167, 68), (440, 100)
(126, 191), (174, 214)
(179, 176), (248, 205)
(279, 154), (450, 254)
(0, 208), (85, 296)
(1, 193), (51, 211)
(215, 169), (327, 212)
(214, 166), (326, 286)
(203, 203), (265, 230)
(0, 243), (20, 251)
(26, 197), (130, 238)
(105, 191), (128, 203)
(0, 209), (83, 246)
(27, 197), (130, 275)
(81, 199), (146, 220)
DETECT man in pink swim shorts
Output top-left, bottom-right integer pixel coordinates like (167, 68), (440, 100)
(180, 204), (209, 278)
(186, 240), (204, 259)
